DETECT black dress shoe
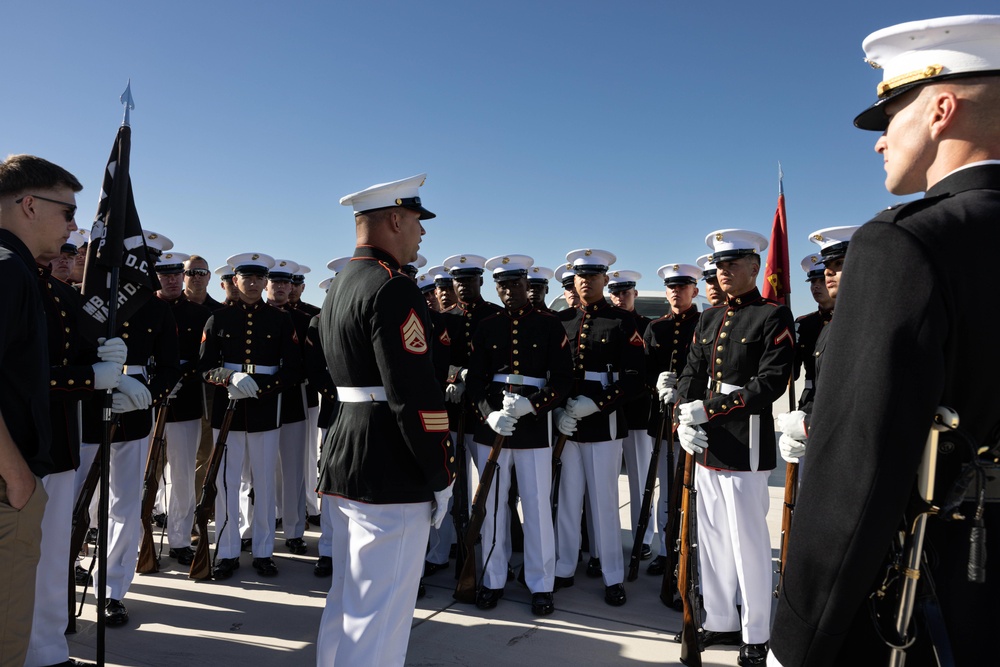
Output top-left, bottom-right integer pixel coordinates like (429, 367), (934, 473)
(306, 513), (321, 527)
(75, 564), (91, 586)
(640, 543), (652, 560)
(313, 556), (332, 577)
(285, 537), (308, 555)
(212, 557), (240, 580)
(240, 538), (253, 552)
(169, 546), (195, 565)
(417, 580), (427, 599)
(738, 642), (769, 666)
(604, 583), (627, 606)
(531, 592), (554, 615)
(152, 512), (167, 528)
(586, 557), (602, 578)
(104, 599), (128, 626)
(475, 587), (504, 610)
(646, 555), (667, 575)
(423, 560), (449, 577)
(701, 629), (742, 649)
(252, 557), (279, 576)
(554, 575), (574, 590)
(86, 528), (98, 546)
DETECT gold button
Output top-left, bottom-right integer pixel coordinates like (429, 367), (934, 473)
(245, 359), (252, 364)
(724, 321), (731, 327)
(720, 333), (727, 339)
(85, 379), (92, 385)
(512, 329), (518, 335)
(715, 358), (722, 364)
(65, 343), (70, 349)
(247, 313), (253, 319)
(512, 320), (519, 326)
(60, 311), (66, 317)
(581, 333), (587, 338)
(512, 339), (518, 344)
(513, 361), (520, 366)
(727, 311), (734, 316)
(68, 379), (74, 385)
(123, 333), (129, 339)
(579, 354), (585, 359)
(147, 328), (152, 333)
(513, 350), (518, 354)
(123, 322), (130, 327)
(741, 338), (747, 343)
(247, 330), (253, 335)
(721, 404), (727, 409)
(709, 409), (715, 414)
(50, 380), (56, 386)
(716, 372), (722, 378)
(53, 296), (59, 302)
(673, 339), (679, 344)
(449, 457), (455, 462)
(64, 327), (70, 333)
(246, 339), (252, 344)
(245, 349), (251, 353)
(717, 345), (723, 351)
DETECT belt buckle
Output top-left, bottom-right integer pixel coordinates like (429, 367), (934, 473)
(244, 364), (256, 374)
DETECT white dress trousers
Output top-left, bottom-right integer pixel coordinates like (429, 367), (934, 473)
(695, 465), (772, 645)
(474, 444), (554, 592)
(317, 497), (430, 667)
(214, 428), (280, 559)
(305, 405), (321, 516)
(277, 418), (308, 540)
(554, 438), (625, 586)
(165, 419), (201, 548)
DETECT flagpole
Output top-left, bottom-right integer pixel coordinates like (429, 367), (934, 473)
(95, 81), (134, 667)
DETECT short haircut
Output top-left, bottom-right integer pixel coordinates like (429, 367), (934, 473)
(0, 154), (82, 197)
(185, 254), (209, 267)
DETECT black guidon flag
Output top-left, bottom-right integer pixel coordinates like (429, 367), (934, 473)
(79, 124), (160, 344)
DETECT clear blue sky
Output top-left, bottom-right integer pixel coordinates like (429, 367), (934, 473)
(3, 1), (986, 315)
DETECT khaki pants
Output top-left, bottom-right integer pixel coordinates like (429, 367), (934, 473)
(0, 475), (48, 667)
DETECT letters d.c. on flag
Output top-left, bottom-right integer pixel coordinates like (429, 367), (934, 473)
(79, 124), (158, 344)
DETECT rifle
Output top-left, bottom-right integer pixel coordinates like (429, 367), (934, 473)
(775, 359), (800, 596)
(68, 421), (118, 577)
(454, 431), (506, 603)
(676, 450), (702, 666)
(628, 399), (670, 581)
(659, 443), (686, 607)
(189, 399), (237, 580)
(136, 401), (170, 573)
(451, 406), (470, 579)
(550, 433), (569, 522)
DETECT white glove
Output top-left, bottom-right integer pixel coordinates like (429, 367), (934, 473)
(96, 337), (128, 366)
(554, 408), (578, 436)
(678, 423), (708, 455)
(168, 380), (182, 399)
(502, 391), (536, 418)
(431, 482), (454, 529)
(486, 411), (517, 436)
(116, 374), (151, 410)
(778, 433), (807, 463)
(658, 386), (678, 404)
(458, 368), (468, 382)
(228, 372), (259, 400)
(445, 382), (466, 404)
(656, 371), (678, 391)
(111, 390), (142, 413)
(565, 395), (599, 420)
(91, 361), (122, 390)
(775, 410), (808, 441)
(677, 400), (708, 426)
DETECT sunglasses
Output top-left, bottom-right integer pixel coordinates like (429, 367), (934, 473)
(15, 194), (77, 222)
(184, 268), (211, 277)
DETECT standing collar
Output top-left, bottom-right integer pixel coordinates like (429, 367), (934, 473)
(583, 297), (609, 313)
(505, 302), (533, 318)
(353, 244), (402, 270)
(926, 163), (1000, 199)
(0, 229), (37, 270)
(726, 287), (762, 309)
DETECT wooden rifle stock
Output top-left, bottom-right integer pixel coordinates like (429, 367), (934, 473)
(136, 402), (170, 574)
(774, 461), (798, 597)
(68, 421), (118, 571)
(628, 400), (670, 581)
(454, 432), (505, 603)
(550, 433), (569, 522)
(677, 451), (702, 666)
(189, 400), (237, 580)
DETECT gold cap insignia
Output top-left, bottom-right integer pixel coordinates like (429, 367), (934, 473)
(502, 257), (510, 264)
(149, 233), (158, 239)
(672, 264), (679, 270)
(715, 233), (723, 241)
(613, 271), (619, 277)
(460, 256), (467, 263)
(395, 198), (402, 205)
(811, 234), (824, 242)
(585, 249), (592, 256)
(252, 254), (260, 260)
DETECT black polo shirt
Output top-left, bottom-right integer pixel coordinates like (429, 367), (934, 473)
(0, 229), (52, 476)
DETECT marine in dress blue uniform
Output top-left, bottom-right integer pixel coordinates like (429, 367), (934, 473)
(316, 174), (455, 667)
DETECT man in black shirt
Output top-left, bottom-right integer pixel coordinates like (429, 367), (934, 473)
(0, 154), (82, 664)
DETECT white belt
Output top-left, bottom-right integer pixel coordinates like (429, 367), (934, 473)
(123, 365), (146, 377)
(223, 362), (278, 375)
(707, 379), (761, 472)
(583, 371), (617, 384)
(180, 358), (191, 365)
(804, 380), (814, 390)
(337, 386), (388, 402)
(493, 374), (545, 389)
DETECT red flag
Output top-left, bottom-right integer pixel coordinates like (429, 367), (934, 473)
(762, 169), (790, 305)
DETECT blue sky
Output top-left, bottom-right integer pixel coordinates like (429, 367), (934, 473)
(3, 1), (987, 314)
